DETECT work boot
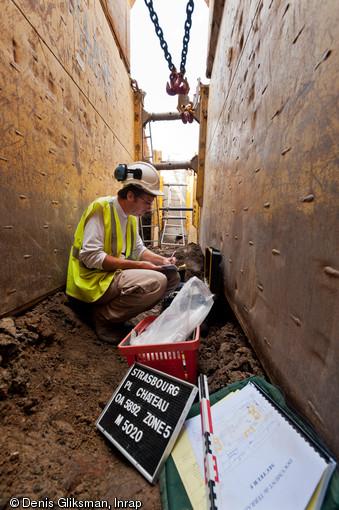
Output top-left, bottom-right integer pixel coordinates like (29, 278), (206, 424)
(95, 321), (134, 345)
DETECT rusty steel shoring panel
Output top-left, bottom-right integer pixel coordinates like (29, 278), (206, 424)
(133, 88), (144, 161)
(201, 0), (339, 459)
(196, 84), (209, 208)
(1, 0), (134, 318)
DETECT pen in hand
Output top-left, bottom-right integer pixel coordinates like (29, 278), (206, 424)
(168, 250), (176, 263)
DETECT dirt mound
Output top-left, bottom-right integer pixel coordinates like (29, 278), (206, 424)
(152, 242), (205, 281)
(0, 244), (266, 509)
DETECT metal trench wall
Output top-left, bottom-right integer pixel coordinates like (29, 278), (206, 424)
(200, 0), (339, 456)
(0, 0), (134, 316)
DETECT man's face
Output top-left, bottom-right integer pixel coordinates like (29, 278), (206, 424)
(128, 191), (155, 216)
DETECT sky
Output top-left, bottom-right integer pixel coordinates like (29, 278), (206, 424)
(130, 0), (210, 162)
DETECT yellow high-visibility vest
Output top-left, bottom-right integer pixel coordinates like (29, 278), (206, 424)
(66, 196), (137, 302)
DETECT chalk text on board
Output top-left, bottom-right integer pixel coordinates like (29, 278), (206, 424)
(114, 394), (141, 416)
(131, 367), (180, 396)
(143, 411), (172, 438)
(136, 387), (170, 412)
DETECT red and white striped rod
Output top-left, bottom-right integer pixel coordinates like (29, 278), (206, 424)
(198, 373), (221, 510)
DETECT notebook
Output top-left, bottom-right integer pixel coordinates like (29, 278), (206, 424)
(172, 381), (336, 510)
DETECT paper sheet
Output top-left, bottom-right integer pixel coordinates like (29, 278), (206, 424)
(171, 426), (206, 510)
(172, 391), (237, 509)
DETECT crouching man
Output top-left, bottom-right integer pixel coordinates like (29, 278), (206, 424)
(66, 161), (179, 343)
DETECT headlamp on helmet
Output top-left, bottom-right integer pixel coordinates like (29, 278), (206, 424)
(114, 164), (142, 182)
(114, 161), (164, 196)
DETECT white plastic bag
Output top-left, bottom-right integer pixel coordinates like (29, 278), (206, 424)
(129, 277), (214, 346)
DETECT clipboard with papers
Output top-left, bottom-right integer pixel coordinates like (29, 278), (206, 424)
(157, 264), (179, 272)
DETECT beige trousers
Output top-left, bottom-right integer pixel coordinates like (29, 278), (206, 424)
(91, 269), (180, 328)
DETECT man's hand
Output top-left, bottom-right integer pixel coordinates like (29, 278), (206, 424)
(140, 249), (178, 267)
(102, 249), (178, 272)
(162, 256), (178, 265)
(102, 254), (168, 272)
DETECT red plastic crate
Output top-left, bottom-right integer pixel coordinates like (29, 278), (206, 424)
(118, 316), (200, 384)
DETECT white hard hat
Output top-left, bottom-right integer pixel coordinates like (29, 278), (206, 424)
(125, 161), (164, 196)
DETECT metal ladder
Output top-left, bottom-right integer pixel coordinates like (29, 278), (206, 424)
(139, 196), (162, 247)
(138, 122), (163, 247)
(160, 183), (189, 247)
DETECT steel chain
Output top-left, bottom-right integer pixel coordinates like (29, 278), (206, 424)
(144, 0), (174, 71)
(180, 0), (194, 73)
(144, 0), (194, 74)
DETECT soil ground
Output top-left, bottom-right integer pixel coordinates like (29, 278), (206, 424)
(0, 243), (267, 510)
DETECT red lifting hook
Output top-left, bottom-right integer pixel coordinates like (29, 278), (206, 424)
(166, 71), (178, 96)
(166, 72), (190, 96)
(181, 110), (194, 124)
(173, 74), (189, 95)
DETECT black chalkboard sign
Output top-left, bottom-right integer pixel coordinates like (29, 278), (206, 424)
(96, 363), (198, 483)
